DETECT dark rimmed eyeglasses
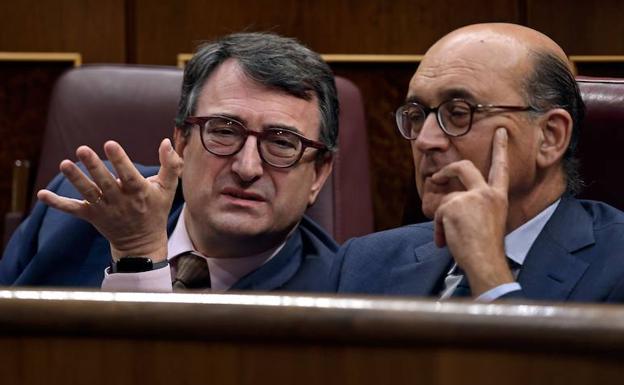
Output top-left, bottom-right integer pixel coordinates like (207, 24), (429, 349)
(184, 115), (328, 168)
(395, 98), (538, 139)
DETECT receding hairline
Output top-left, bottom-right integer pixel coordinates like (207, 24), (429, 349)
(426, 23), (571, 71)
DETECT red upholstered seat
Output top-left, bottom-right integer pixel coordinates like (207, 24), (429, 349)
(576, 76), (624, 209)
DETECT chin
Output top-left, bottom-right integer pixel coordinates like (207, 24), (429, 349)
(420, 194), (443, 220)
(421, 204), (437, 220)
(210, 215), (270, 238)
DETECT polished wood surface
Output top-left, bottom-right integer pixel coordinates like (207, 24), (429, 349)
(132, 0), (519, 65)
(2, 289), (624, 348)
(0, 289), (623, 384)
(527, 0), (624, 55)
(0, 0), (126, 63)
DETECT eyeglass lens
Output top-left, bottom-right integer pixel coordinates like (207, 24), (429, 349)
(397, 100), (473, 139)
(201, 117), (304, 167)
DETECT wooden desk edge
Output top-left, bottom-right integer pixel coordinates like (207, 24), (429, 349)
(1, 288), (623, 352)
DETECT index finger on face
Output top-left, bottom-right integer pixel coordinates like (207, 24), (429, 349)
(488, 127), (509, 193)
(431, 160), (488, 191)
(103, 140), (145, 192)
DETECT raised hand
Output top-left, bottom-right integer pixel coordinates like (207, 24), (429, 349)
(37, 139), (183, 262)
(431, 128), (514, 296)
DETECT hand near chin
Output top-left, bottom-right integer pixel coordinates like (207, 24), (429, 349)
(432, 128), (514, 296)
(37, 139), (183, 262)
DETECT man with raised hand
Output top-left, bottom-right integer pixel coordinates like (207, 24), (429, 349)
(1, 32), (338, 292)
(333, 23), (624, 302)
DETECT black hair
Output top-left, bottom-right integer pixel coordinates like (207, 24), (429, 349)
(175, 32), (339, 151)
(524, 51), (586, 195)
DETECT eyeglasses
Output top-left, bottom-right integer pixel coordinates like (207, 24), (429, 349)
(395, 98), (537, 139)
(184, 115), (328, 168)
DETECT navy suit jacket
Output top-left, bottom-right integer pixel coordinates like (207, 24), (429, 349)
(0, 165), (338, 291)
(332, 197), (624, 302)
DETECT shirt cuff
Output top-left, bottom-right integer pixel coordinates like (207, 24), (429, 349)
(101, 265), (173, 292)
(475, 282), (522, 302)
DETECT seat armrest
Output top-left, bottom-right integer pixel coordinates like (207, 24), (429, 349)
(2, 160), (31, 251)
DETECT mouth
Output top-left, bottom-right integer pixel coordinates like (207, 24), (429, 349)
(420, 169), (454, 194)
(421, 169), (442, 184)
(220, 187), (266, 202)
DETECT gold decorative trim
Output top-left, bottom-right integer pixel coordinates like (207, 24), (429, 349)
(570, 55), (624, 63)
(177, 53), (624, 67)
(177, 53), (193, 68)
(0, 52), (81, 66)
(176, 53), (424, 67)
(321, 54), (423, 63)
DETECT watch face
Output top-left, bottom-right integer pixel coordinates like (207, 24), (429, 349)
(116, 257), (153, 273)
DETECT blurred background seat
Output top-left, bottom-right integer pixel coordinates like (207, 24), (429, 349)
(576, 76), (624, 208)
(3, 64), (373, 248)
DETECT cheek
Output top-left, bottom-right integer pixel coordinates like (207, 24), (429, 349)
(453, 132), (495, 179)
(273, 167), (316, 212)
(507, 137), (537, 187)
(181, 151), (227, 198)
(411, 145), (425, 190)
(467, 148), (492, 179)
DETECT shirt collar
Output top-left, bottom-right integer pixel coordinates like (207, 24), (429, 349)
(167, 204), (286, 290)
(504, 199), (560, 267)
(167, 204), (195, 260)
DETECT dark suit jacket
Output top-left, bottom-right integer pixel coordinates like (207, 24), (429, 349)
(0, 165), (338, 291)
(332, 197), (624, 302)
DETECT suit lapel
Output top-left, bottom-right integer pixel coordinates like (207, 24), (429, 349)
(386, 242), (452, 295)
(230, 228), (303, 291)
(519, 198), (593, 300)
(167, 184), (186, 236)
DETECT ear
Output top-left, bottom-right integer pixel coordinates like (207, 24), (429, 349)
(536, 108), (573, 169)
(173, 126), (189, 159)
(307, 153), (334, 206)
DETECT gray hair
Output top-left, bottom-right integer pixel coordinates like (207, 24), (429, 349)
(524, 50), (586, 195)
(175, 32), (339, 151)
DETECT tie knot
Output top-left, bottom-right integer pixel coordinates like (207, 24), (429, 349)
(172, 252), (211, 290)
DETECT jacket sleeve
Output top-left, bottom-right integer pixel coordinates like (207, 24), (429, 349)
(0, 173), (65, 285)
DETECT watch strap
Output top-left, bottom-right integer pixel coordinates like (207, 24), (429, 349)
(110, 257), (169, 274)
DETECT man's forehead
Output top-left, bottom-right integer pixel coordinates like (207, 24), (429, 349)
(195, 60), (321, 137)
(407, 37), (528, 103)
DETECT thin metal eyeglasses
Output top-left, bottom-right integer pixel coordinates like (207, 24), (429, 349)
(395, 98), (538, 140)
(184, 115), (328, 168)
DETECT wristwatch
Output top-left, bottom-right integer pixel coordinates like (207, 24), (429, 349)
(110, 257), (169, 273)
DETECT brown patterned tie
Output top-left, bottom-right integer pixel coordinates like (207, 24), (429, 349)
(172, 253), (211, 290)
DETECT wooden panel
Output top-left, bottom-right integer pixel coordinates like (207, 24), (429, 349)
(527, 0), (624, 55)
(0, 58), (78, 240)
(4, 0), (624, 234)
(0, 0), (126, 63)
(330, 61), (420, 230)
(571, 56), (624, 77)
(1, 290), (624, 384)
(1, 337), (623, 385)
(134, 0), (520, 65)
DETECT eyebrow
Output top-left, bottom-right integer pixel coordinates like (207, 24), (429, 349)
(405, 87), (478, 106)
(210, 113), (304, 135)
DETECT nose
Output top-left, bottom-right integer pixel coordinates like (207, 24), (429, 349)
(231, 136), (264, 183)
(413, 112), (450, 153)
